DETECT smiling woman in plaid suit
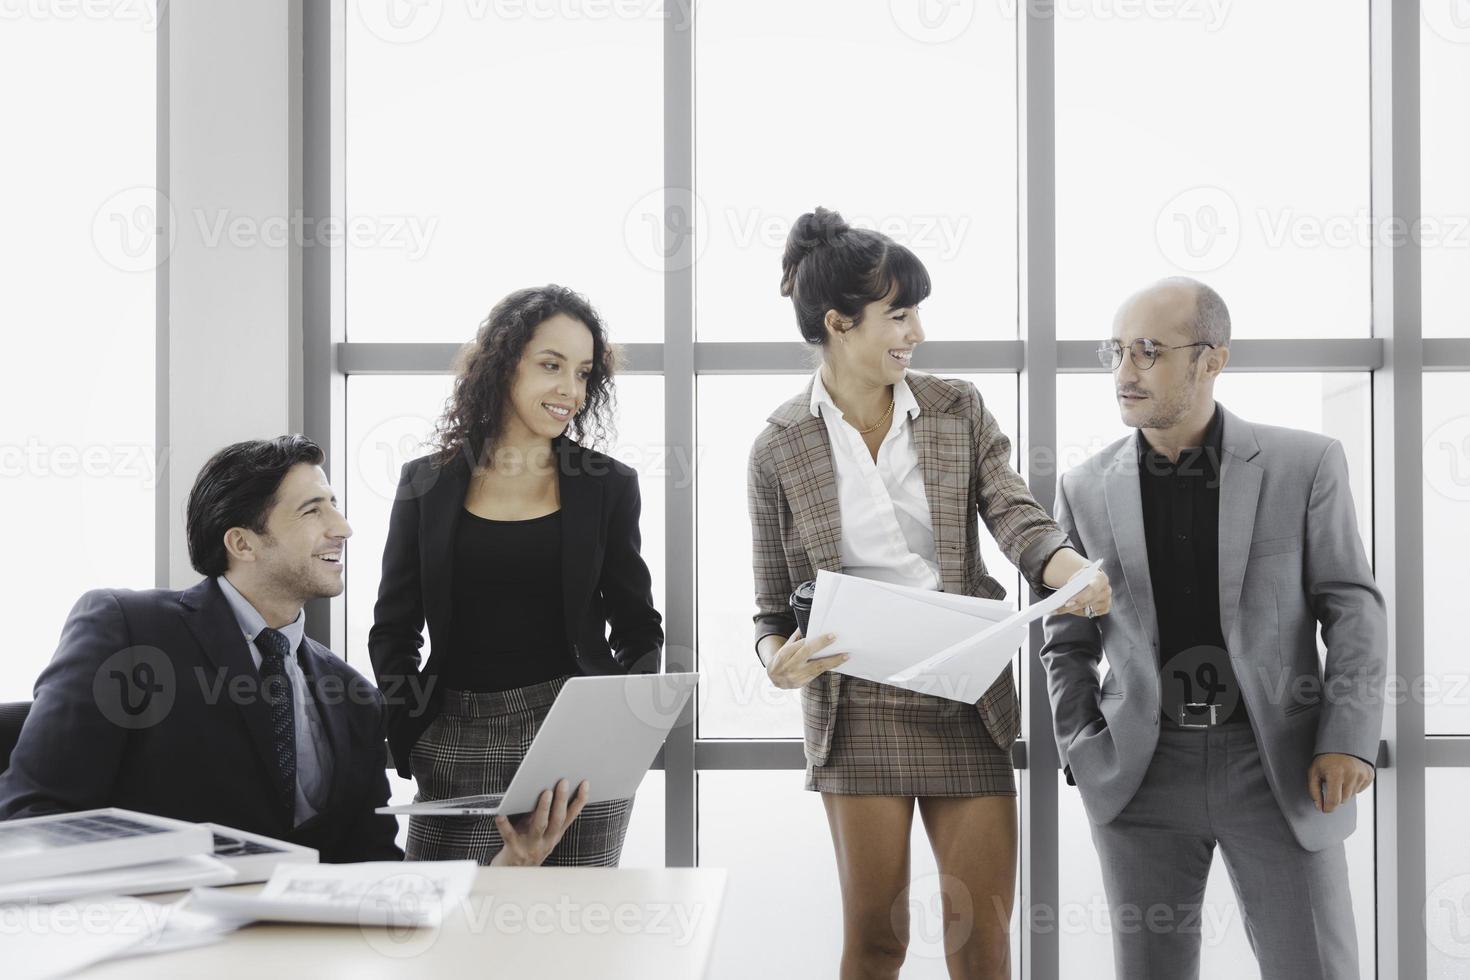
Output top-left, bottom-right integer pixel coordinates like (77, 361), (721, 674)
(748, 208), (1112, 979)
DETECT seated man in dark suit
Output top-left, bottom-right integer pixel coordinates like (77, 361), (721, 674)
(1, 437), (585, 863)
(1, 440), (596, 869)
(0, 436), (584, 865)
(0, 436), (399, 861)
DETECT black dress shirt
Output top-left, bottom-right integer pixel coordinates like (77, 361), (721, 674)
(442, 509), (578, 693)
(1138, 403), (1247, 726)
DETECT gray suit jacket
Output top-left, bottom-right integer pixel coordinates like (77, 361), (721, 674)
(1040, 404), (1386, 852)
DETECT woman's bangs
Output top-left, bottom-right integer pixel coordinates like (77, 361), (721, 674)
(873, 243), (931, 310)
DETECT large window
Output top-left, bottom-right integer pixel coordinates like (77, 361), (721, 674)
(1421, 10), (1470, 975)
(0, 12), (157, 700)
(344, 4), (663, 343)
(1424, 373), (1470, 735)
(1422, 7), (1470, 338)
(1055, 2), (1370, 339)
(1427, 769), (1470, 973)
(695, 0), (1018, 342)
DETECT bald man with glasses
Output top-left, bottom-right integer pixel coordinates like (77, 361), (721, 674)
(1039, 277), (1385, 979)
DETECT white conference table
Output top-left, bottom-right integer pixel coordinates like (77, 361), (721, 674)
(79, 866), (727, 980)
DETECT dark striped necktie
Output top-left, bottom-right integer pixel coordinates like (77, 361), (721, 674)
(256, 626), (297, 822)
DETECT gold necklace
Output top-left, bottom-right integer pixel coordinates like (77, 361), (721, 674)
(853, 396), (895, 435)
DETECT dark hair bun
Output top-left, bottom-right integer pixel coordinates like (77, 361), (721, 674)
(780, 207), (850, 297)
(777, 205), (933, 346)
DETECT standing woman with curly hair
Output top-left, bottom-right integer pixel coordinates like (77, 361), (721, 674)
(370, 284), (663, 867)
(748, 209), (1111, 978)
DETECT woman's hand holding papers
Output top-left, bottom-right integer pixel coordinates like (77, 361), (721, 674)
(765, 629), (849, 690)
(1044, 548), (1113, 619)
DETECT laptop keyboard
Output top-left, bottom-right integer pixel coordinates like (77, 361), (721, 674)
(430, 793), (505, 808)
(211, 832), (286, 857)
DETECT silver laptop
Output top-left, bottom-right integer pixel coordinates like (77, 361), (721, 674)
(204, 822), (317, 882)
(378, 672), (698, 817)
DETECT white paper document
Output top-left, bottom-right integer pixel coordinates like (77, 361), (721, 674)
(805, 561), (1103, 703)
(8, 895), (232, 980)
(9, 896), (159, 980)
(186, 860), (477, 928)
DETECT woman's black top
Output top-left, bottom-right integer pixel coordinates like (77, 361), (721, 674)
(440, 509), (577, 693)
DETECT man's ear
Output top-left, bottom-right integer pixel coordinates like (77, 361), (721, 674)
(1206, 344), (1230, 378)
(222, 526), (256, 565)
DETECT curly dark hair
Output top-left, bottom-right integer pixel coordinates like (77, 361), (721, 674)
(430, 284), (618, 469)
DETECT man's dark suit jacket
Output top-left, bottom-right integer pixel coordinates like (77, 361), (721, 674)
(0, 578), (402, 863)
(370, 436), (664, 777)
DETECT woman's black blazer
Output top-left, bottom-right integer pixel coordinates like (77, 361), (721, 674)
(368, 436), (664, 777)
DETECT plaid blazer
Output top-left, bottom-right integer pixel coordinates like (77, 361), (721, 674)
(748, 371), (1072, 764)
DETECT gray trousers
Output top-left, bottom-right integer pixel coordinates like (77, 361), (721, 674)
(1088, 721), (1358, 980)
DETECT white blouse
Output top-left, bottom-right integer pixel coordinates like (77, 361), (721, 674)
(810, 370), (943, 592)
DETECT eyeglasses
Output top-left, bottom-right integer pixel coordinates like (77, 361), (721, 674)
(1096, 339), (1216, 371)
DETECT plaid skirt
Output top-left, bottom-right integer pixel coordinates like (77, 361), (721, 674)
(806, 675), (1017, 797)
(405, 674), (634, 867)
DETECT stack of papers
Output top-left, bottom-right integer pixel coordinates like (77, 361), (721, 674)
(0, 809), (319, 906)
(0, 853), (234, 905)
(0, 809), (237, 904)
(805, 561), (1102, 703)
(1, 809), (335, 978)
